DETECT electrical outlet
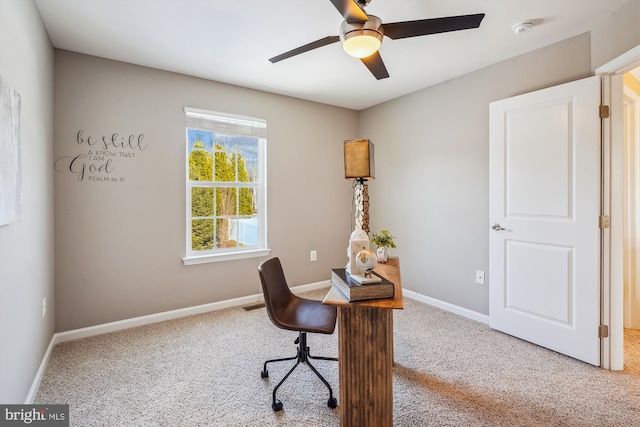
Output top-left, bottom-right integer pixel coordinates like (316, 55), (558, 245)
(310, 250), (317, 261)
(42, 297), (47, 318)
(475, 270), (485, 285)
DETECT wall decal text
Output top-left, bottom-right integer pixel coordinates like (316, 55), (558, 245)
(55, 130), (148, 182)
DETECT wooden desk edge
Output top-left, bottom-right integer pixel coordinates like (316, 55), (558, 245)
(322, 275), (404, 309)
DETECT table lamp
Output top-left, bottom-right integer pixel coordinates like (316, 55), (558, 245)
(344, 139), (380, 282)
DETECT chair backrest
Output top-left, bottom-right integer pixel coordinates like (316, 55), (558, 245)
(258, 257), (296, 329)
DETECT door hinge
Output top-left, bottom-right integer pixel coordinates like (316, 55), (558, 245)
(599, 215), (610, 229)
(600, 105), (610, 119)
(598, 324), (609, 338)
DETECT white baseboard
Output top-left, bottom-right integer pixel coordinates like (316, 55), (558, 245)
(24, 334), (57, 404)
(289, 280), (332, 295)
(25, 279), (331, 403)
(27, 280), (485, 403)
(402, 288), (490, 325)
(54, 279), (331, 344)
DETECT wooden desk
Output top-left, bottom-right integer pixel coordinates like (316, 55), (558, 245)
(323, 258), (403, 427)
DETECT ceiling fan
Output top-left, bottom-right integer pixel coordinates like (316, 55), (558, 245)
(269, 0), (485, 80)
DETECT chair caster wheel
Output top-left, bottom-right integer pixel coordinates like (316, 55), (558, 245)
(260, 369), (268, 378)
(272, 399), (283, 411)
(328, 397), (338, 408)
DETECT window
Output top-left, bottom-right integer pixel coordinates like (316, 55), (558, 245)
(183, 107), (268, 265)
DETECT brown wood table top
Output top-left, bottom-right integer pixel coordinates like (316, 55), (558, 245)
(323, 257), (403, 310)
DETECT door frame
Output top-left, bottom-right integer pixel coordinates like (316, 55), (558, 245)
(597, 44), (640, 370)
(623, 85), (640, 330)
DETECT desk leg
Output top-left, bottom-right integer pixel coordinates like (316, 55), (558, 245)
(338, 306), (393, 427)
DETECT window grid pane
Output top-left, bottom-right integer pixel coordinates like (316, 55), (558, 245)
(192, 219), (215, 251)
(191, 187), (214, 217)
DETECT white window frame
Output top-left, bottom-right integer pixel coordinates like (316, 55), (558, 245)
(182, 107), (269, 265)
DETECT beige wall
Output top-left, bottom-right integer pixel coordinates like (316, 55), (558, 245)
(359, 34), (593, 315)
(53, 51), (357, 331)
(0, 0), (54, 403)
(591, 0), (640, 71)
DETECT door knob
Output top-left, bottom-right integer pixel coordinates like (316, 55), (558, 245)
(491, 223), (507, 231)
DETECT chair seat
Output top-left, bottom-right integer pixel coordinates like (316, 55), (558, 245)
(276, 298), (337, 335)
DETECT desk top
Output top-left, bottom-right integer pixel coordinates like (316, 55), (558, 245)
(323, 257), (404, 309)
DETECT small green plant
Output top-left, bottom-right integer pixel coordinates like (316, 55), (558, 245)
(371, 229), (396, 249)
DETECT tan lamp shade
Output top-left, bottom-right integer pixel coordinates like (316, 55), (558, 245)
(344, 139), (375, 180)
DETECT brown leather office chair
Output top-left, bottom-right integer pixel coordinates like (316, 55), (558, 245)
(258, 257), (338, 411)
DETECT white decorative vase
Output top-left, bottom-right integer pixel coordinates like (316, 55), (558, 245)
(377, 246), (388, 263)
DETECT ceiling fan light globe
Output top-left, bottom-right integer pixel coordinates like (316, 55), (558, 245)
(339, 15), (384, 58)
(342, 32), (382, 58)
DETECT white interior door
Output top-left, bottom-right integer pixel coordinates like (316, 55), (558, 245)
(489, 76), (601, 366)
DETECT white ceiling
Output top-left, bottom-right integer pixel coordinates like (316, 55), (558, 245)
(34, 0), (630, 110)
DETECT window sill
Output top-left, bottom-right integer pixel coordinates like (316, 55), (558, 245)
(182, 248), (271, 265)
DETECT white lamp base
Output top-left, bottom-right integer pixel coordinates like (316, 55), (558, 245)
(350, 274), (382, 284)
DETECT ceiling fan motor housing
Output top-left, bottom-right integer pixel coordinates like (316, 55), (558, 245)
(339, 15), (384, 58)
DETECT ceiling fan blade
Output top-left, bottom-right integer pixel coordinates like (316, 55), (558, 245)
(269, 36), (340, 63)
(329, 0), (369, 24)
(383, 13), (485, 40)
(360, 51), (389, 80)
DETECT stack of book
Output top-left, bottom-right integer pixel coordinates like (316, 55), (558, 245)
(331, 268), (395, 302)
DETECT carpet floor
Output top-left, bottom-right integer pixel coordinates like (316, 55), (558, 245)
(35, 289), (640, 426)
